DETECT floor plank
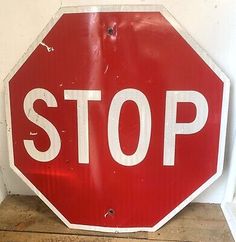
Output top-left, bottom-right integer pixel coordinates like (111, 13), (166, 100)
(0, 195), (233, 242)
(0, 231), (172, 242)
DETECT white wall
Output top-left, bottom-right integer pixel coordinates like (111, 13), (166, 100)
(0, 0), (235, 203)
(0, 171), (7, 203)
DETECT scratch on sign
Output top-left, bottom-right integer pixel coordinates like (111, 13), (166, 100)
(30, 132), (38, 136)
(40, 42), (54, 52)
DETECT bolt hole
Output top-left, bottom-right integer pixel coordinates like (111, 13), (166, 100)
(104, 208), (115, 217)
(108, 208), (115, 215)
(107, 27), (114, 36)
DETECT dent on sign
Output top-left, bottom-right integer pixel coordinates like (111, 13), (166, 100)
(23, 88), (208, 166)
(5, 6), (229, 232)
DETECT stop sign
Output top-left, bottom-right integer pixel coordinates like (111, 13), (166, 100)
(5, 6), (229, 232)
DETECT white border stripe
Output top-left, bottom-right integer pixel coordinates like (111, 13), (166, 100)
(4, 5), (230, 233)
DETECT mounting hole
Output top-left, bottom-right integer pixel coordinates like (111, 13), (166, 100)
(108, 208), (115, 215)
(107, 27), (115, 36)
(104, 208), (115, 217)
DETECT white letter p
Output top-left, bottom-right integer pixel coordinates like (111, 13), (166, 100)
(163, 91), (208, 166)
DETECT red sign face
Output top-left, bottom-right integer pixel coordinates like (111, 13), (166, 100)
(6, 6), (229, 232)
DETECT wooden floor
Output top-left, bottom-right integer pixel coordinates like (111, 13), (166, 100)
(0, 195), (233, 242)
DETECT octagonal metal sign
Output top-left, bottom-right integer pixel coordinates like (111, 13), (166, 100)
(5, 5), (229, 232)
